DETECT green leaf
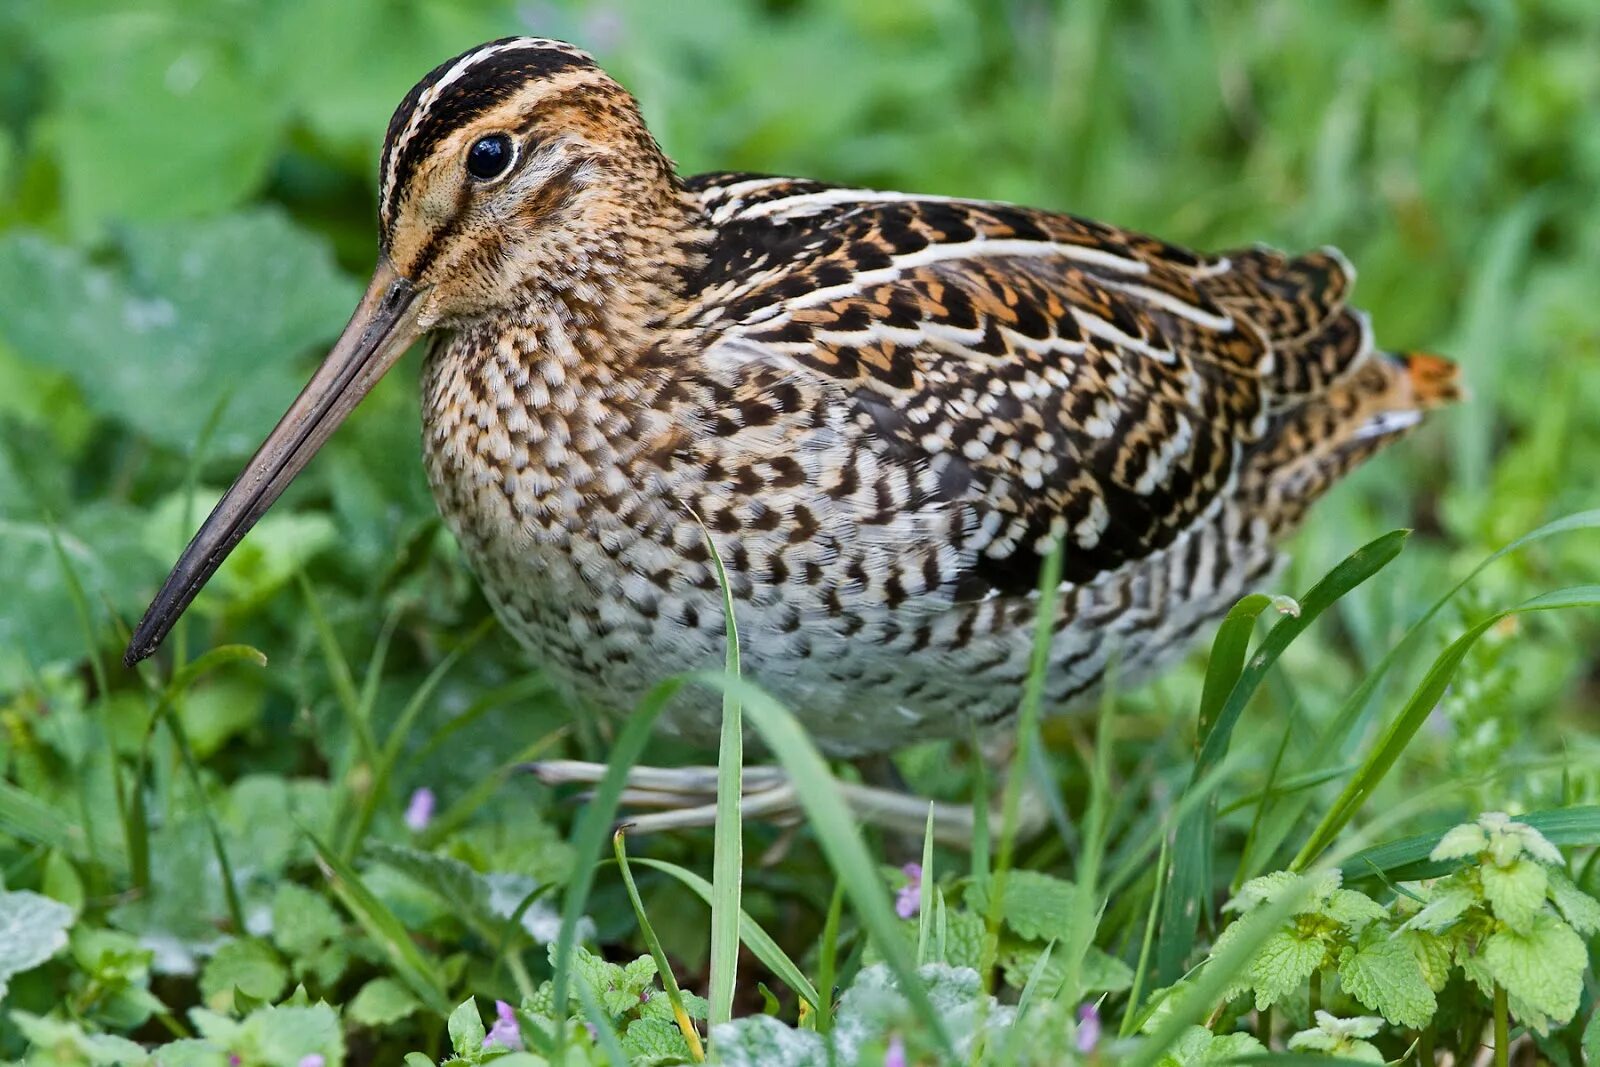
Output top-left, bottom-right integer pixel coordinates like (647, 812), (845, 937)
(0, 212), (358, 456)
(1323, 889), (1387, 929)
(364, 841), (513, 943)
(308, 831), (450, 1015)
(1401, 928), (1454, 993)
(709, 1014), (826, 1067)
(447, 997), (487, 1057)
(348, 977), (422, 1027)
(270, 882), (344, 957)
(622, 1016), (692, 1063)
(1344, 805), (1600, 884)
(1336, 930), (1436, 1029)
(967, 869), (1080, 942)
(1429, 822), (1488, 861)
(25, 13), (284, 230)
(199, 938), (288, 1010)
(1001, 940), (1133, 996)
(1481, 911), (1586, 1024)
(0, 889), (75, 998)
(702, 522), (744, 1034)
(10, 1011), (151, 1066)
(1247, 928), (1326, 1010)
(1295, 586), (1600, 873)
(244, 1003), (345, 1067)
(1400, 879), (1477, 932)
(1546, 869), (1600, 935)
(1480, 858), (1547, 934)
(709, 674), (954, 1056)
(629, 856), (821, 1011)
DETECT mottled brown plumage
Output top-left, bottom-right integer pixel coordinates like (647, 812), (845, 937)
(127, 38), (1461, 756)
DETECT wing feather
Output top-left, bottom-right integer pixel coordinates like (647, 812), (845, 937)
(683, 175), (1412, 595)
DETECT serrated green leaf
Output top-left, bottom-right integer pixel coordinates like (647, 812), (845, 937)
(1430, 822), (1488, 861)
(11, 1011), (151, 1066)
(1323, 888), (1387, 928)
(709, 1014), (826, 1067)
(1000, 939), (1133, 997)
(1400, 880), (1477, 932)
(1401, 928), (1454, 992)
(348, 976), (422, 1027)
(244, 1003), (345, 1067)
(1546, 869), (1600, 935)
(0, 889), (75, 998)
(967, 869), (1080, 941)
(1481, 858), (1547, 933)
(137, 1039), (227, 1067)
(1201, 1031), (1268, 1061)
(1481, 911), (1586, 1024)
(447, 998), (487, 1057)
(1337, 931), (1436, 1029)
(198, 938), (288, 1010)
(622, 1016), (691, 1063)
(270, 882), (344, 957)
(1248, 928), (1326, 1009)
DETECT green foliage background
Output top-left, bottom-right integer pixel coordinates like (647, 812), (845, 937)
(0, 0), (1597, 1063)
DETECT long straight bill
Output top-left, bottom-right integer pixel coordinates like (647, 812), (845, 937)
(123, 260), (423, 666)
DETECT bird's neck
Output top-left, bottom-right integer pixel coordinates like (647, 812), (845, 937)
(421, 189), (711, 544)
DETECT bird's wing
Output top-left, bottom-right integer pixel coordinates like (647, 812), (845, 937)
(684, 175), (1374, 594)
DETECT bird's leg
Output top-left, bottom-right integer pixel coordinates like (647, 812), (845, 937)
(524, 757), (1045, 849)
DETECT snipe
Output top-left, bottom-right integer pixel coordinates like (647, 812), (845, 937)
(125, 38), (1461, 765)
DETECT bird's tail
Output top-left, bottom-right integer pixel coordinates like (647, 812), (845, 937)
(1241, 349), (1464, 534)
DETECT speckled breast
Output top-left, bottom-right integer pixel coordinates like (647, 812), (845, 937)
(415, 329), (1279, 756)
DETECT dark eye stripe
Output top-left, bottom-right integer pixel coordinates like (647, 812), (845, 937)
(379, 42), (593, 230)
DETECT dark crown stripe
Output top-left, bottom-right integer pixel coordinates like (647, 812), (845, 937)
(380, 38), (594, 231)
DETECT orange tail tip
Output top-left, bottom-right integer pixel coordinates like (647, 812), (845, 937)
(1398, 351), (1466, 408)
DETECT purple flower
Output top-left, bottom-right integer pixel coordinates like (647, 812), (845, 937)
(483, 1000), (523, 1051)
(894, 863), (922, 920)
(228, 1057), (241, 1067)
(885, 1033), (908, 1067)
(404, 787), (436, 832)
(1076, 1002), (1101, 1053)
(298, 1057), (326, 1067)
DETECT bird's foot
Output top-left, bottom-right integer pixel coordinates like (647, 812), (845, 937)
(525, 760), (1042, 849)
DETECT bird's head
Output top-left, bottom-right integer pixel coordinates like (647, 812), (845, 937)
(124, 37), (689, 665)
(378, 37), (684, 327)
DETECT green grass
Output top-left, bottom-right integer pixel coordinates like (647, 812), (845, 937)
(1, 0), (1599, 1064)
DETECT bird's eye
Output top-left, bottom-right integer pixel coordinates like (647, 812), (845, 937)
(466, 134), (515, 180)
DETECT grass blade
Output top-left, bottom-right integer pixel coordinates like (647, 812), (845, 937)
(1156, 530), (1407, 982)
(1195, 594), (1273, 744)
(1128, 873), (1317, 1067)
(573, 971), (630, 1065)
(630, 856), (822, 1012)
(308, 831), (450, 1014)
(614, 831), (705, 1061)
(1320, 509), (1600, 757)
(917, 804), (934, 966)
(816, 881), (845, 1033)
(1292, 585), (1600, 869)
(1119, 837), (1168, 1038)
(345, 618), (494, 855)
(1341, 805), (1600, 883)
(550, 678), (681, 1053)
(702, 672), (954, 1057)
(702, 524), (743, 1033)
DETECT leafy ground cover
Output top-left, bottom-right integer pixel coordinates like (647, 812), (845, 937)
(1, 0), (1598, 1063)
